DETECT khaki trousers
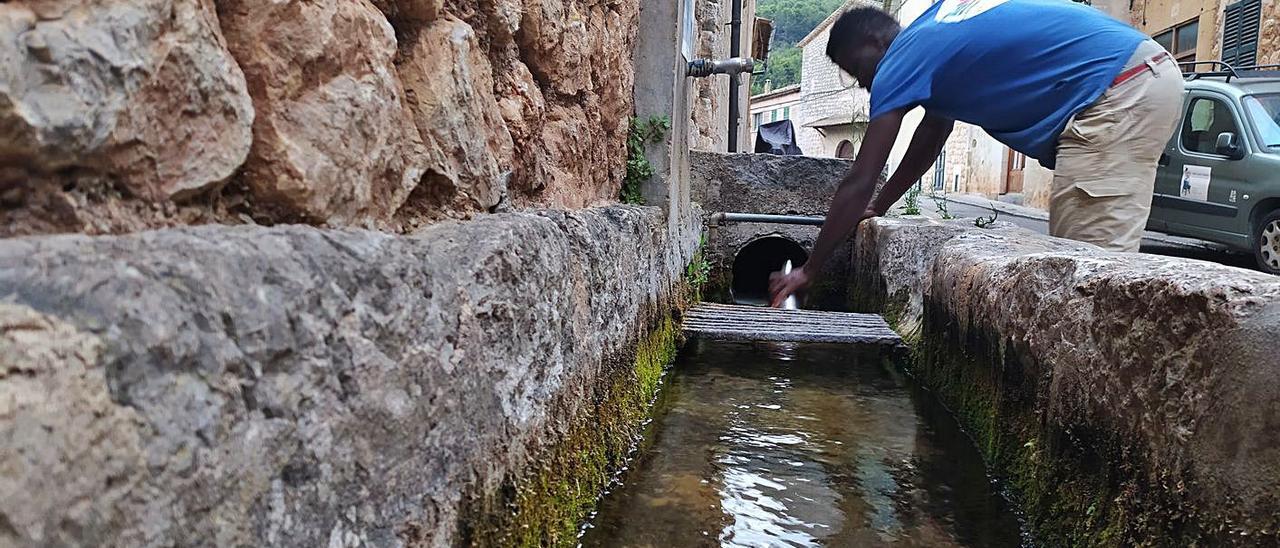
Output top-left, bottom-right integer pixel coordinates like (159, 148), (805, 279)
(1049, 41), (1185, 252)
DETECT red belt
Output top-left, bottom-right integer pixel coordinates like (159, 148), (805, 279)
(1111, 51), (1174, 87)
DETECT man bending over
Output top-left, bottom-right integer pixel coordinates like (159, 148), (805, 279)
(770, 0), (1183, 306)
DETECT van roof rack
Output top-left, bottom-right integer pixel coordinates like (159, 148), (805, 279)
(1181, 61), (1280, 82)
(1181, 60), (1239, 81)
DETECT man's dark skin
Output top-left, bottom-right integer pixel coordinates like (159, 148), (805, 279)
(769, 28), (955, 307)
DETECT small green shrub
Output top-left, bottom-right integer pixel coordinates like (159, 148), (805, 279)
(900, 183), (922, 216)
(930, 191), (954, 220)
(974, 203), (1000, 228)
(685, 234), (711, 289)
(621, 116), (671, 204)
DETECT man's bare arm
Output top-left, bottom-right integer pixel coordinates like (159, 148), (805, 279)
(768, 108), (906, 307)
(868, 113), (955, 214)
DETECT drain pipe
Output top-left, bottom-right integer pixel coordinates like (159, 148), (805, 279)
(686, 58), (755, 77)
(708, 212), (825, 226)
(728, 0), (744, 152)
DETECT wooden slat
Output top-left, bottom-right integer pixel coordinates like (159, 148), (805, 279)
(682, 303), (902, 345)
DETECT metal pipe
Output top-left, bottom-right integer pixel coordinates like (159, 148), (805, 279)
(728, 0), (743, 152)
(686, 57), (755, 78)
(708, 212), (825, 226)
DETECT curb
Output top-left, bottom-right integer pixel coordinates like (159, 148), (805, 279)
(939, 193), (1228, 252)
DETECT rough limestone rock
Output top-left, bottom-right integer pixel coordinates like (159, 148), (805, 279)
(0, 205), (698, 546)
(397, 17), (514, 216)
(0, 304), (147, 547)
(216, 0), (428, 224)
(0, 0), (253, 199)
(369, 0), (440, 24)
(501, 0), (637, 208)
(854, 217), (1280, 544)
(0, 0), (644, 234)
(690, 151), (852, 216)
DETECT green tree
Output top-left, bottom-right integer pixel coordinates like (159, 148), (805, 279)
(753, 46), (802, 94)
(752, 0), (847, 93)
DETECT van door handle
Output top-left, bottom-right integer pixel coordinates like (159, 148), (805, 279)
(1158, 153), (1170, 166)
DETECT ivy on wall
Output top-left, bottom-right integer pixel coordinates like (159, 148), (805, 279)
(621, 116), (671, 205)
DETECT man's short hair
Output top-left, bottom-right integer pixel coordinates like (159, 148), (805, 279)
(826, 7), (901, 59)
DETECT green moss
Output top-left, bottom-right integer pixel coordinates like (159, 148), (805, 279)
(684, 235), (711, 304)
(902, 307), (1137, 546)
(844, 271), (1136, 545)
(458, 253), (703, 546)
(850, 264), (1273, 546)
(900, 304), (1229, 546)
(459, 314), (681, 547)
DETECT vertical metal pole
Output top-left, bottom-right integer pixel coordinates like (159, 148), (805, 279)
(728, 0), (743, 152)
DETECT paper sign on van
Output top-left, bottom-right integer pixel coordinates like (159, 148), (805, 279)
(1180, 165), (1211, 202)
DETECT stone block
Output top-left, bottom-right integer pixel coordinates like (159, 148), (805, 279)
(0, 0), (253, 200)
(217, 0), (428, 224)
(0, 205), (697, 546)
(853, 216), (1280, 544)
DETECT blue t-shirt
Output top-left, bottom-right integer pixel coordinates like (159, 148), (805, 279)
(869, 0), (1146, 168)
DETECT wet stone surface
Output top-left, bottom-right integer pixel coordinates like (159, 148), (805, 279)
(581, 340), (1024, 547)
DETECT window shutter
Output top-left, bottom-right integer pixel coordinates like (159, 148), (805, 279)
(1222, 0), (1262, 67)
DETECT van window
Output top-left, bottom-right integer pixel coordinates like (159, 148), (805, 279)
(1181, 98), (1239, 155)
(1244, 94), (1280, 151)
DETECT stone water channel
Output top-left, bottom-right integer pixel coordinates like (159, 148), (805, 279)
(579, 340), (1026, 547)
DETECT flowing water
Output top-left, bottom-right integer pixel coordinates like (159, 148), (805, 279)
(580, 340), (1024, 547)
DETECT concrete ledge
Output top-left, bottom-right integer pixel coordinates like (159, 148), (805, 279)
(690, 151), (851, 216)
(690, 151), (858, 307)
(852, 217), (1280, 545)
(941, 192), (1228, 251)
(0, 206), (698, 546)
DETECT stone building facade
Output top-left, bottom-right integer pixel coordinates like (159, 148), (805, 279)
(794, 0), (875, 158)
(1132, 0), (1280, 68)
(747, 85), (801, 147)
(689, 0), (759, 152)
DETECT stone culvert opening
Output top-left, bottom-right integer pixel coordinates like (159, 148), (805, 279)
(731, 236), (809, 305)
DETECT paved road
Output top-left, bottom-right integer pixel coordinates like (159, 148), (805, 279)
(909, 193), (1261, 272)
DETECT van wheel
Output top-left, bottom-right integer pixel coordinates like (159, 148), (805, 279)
(1254, 209), (1280, 275)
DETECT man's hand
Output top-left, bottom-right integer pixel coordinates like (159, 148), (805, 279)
(768, 266), (812, 308)
(785, 109), (905, 300)
(767, 210), (876, 308)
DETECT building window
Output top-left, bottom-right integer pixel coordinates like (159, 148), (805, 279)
(835, 140), (855, 159)
(752, 112), (762, 130)
(770, 109), (778, 122)
(1155, 18), (1198, 63)
(1010, 151), (1027, 171)
(1222, 0), (1262, 67)
(932, 149), (946, 190)
(782, 106), (790, 120)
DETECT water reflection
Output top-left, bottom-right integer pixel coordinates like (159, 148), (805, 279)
(580, 340), (1024, 548)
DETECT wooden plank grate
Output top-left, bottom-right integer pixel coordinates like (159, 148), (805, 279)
(682, 302), (902, 345)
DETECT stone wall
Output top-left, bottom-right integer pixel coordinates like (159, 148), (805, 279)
(0, 0), (640, 237)
(0, 205), (701, 547)
(852, 217), (1280, 545)
(1133, 0), (1279, 67)
(1210, 0), (1280, 65)
(691, 151), (859, 307)
(797, 21), (871, 157)
(1259, 0), (1280, 64)
(687, 0), (756, 153)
